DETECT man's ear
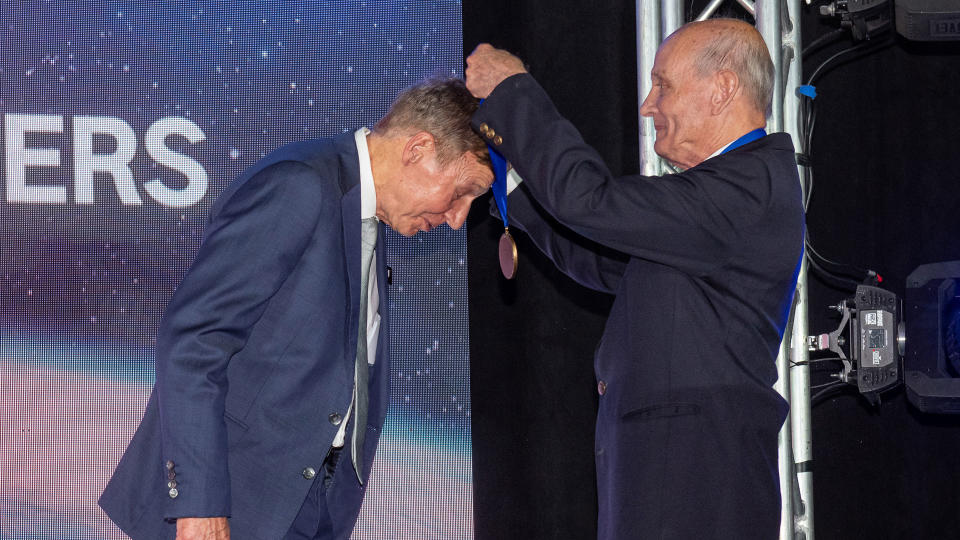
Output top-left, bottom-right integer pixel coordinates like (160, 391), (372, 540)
(401, 131), (437, 166)
(711, 69), (740, 115)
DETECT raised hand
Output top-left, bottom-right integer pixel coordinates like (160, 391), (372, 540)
(465, 43), (527, 99)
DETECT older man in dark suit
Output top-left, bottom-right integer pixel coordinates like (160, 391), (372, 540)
(466, 19), (804, 539)
(98, 78), (493, 540)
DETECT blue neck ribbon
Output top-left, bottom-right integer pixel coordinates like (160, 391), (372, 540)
(479, 98), (510, 229)
(487, 144), (509, 229)
(720, 128), (766, 155)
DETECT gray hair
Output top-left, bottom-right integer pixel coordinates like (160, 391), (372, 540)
(684, 19), (774, 114)
(375, 77), (491, 168)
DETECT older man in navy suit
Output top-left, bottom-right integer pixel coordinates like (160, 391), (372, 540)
(466, 19), (804, 539)
(99, 78), (493, 540)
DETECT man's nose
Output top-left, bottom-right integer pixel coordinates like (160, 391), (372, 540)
(444, 201), (470, 230)
(639, 90), (656, 117)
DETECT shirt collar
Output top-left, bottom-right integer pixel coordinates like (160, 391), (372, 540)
(707, 137), (738, 161)
(706, 126), (768, 161)
(354, 127), (377, 221)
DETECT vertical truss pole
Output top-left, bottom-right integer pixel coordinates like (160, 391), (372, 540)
(756, 2), (795, 539)
(662, 1), (684, 37)
(757, 2), (784, 133)
(783, 0), (814, 536)
(637, 0), (662, 176)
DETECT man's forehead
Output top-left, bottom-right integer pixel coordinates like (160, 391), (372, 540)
(446, 152), (492, 182)
(466, 159), (495, 188)
(463, 161), (494, 191)
(653, 36), (696, 77)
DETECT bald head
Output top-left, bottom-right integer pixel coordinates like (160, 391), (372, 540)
(667, 19), (774, 115)
(639, 18), (772, 168)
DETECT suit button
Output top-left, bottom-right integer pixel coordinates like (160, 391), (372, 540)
(329, 413), (342, 426)
(302, 467), (317, 480)
(168, 488), (179, 499)
(597, 380), (607, 395)
(493, 135), (503, 146)
(165, 460), (175, 470)
(479, 123), (490, 133)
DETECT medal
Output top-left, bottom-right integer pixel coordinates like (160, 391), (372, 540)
(499, 228), (517, 279)
(487, 141), (517, 279)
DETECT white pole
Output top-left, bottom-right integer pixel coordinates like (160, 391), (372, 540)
(736, 0), (757, 16)
(755, 3), (796, 539)
(784, 0), (815, 536)
(661, 1), (684, 37)
(695, 0), (728, 20)
(637, 0), (662, 176)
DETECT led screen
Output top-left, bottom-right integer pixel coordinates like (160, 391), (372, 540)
(0, 1), (473, 538)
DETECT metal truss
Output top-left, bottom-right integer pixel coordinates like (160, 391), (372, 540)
(636, 2), (813, 538)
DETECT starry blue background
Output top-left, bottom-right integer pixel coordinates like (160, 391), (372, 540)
(1, 1), (474, 537)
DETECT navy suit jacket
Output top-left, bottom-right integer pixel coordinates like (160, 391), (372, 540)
(474, 74), (804, 539)
(99, 133), (390, 540)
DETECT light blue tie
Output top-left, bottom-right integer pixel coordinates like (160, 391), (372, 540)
(351, 217), (378, 483)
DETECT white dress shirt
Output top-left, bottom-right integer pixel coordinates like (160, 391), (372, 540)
(332, 127), (381, 448)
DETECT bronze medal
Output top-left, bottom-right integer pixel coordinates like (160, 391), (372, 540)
(498, 228), (518, 279)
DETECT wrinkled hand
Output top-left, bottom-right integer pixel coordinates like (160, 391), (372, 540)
(176, 517), (230, 540)
(465, 43), (527, 99)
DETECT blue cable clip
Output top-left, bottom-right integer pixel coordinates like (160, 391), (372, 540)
(797, 85), (817, 100)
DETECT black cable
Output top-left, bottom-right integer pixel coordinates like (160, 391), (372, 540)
(806, 250), (863, 290)
(805, 231), (872, 280)
(791, 356), (845, 367)
(806, 33), (896, 87)
(800, 100), (815, 211)
(811, 379), (845, 390)
(799, 35), (896, 290)
(802, 28), (847, 59)
(802, 34), (896, 160)
(811, 381), (854, 407)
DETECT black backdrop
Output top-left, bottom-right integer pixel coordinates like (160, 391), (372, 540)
(464, 2), (960, 539)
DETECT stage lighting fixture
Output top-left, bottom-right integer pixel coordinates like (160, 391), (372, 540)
(895, 0), (960, 41)
(904, 261), (960, 413)
(818, 0), (894, 40)
(809, 284), (903, 405)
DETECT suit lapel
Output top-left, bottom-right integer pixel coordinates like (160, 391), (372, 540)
(335, 131), (363, 348)
(341, 184), (361, 345)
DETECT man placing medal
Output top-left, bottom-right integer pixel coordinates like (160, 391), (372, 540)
(466, 18), (806, 540)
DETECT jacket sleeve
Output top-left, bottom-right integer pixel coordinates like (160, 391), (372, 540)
(473, 73), (774, 278)
(155, 161), (326, 518)
(504, 184), (626, 294)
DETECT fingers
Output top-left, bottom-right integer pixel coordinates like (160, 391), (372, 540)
(176, 517), (230, 540)
(464, 43), (527, 99)
(467, 42), (495, 61)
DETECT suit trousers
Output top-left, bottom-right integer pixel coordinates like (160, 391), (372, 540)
(284, 446), (344, 539)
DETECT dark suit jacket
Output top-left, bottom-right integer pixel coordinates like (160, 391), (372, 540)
(474, 74), (804, 539)
(99, 133), (390, 540)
